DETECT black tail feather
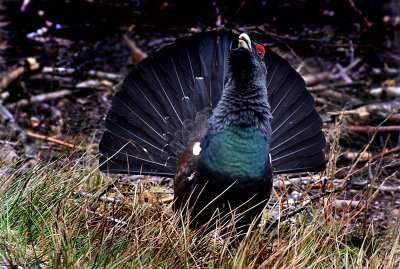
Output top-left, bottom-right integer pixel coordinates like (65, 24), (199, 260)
(270, 112), (323, 156)
(272, 152), (326, 174)
(271, 91), (315, 138)
(105, 110), (168, 157)
(265, 50), (326, 173)
(99, 132), (175, 175)
(272, 132), (326, 172)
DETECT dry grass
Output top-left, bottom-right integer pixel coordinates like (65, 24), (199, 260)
(0, 143), (399, 268)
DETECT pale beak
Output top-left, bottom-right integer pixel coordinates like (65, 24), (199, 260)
(238, 33), (252, 51)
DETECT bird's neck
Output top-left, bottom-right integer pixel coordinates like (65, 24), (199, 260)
(208, 79), (272, 139)
(198, 81), (272, 182)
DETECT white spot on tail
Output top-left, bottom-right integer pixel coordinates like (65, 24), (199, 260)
(192, 142), (202, 156)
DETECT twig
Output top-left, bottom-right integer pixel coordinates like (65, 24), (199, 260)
(383, 160), (400, 169)
(370, 145), (400, 162)
(26, 130), (86, 151)
(335, 63), (353, 83)
(123, 34), (148, 65)
(347, 0), (373, 28)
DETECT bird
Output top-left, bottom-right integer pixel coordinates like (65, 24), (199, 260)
(99, 29), (326, 234)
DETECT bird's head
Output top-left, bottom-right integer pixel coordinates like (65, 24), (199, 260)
(207, 32), (272, 135)
(228, 33), (267, 89)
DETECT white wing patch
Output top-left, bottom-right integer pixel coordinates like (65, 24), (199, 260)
(188, 172), (195, 181)
(192, 142), (202, 156)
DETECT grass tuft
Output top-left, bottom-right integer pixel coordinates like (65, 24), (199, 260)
(0, 148), (399, 268)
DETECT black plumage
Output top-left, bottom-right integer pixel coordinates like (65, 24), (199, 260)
(99, 29), (326, 234)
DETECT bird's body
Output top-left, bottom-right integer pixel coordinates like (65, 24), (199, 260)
(99, 30), (326, 234)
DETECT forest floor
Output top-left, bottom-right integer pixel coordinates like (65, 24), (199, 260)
(0, 0), (399, 268)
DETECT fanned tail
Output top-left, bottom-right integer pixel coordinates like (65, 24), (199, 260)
(99, 30), (235, 176)
(99, 30), (326, 176)
(266, 50), (326, 173)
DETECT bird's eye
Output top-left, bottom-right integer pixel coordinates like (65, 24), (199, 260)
(256, 44), (265, 59)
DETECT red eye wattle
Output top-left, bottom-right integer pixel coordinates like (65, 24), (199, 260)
(256, 44), (265, 58)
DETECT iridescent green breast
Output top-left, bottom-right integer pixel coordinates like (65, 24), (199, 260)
(199, 126), (270, 181)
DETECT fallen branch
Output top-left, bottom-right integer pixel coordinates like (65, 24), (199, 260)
(332, 199), (362, 210)
(383, 15), (400, 28)
(303, 58), (361, 87)
(273, 174), (327, 188)
(26, 130), (86, 151)
(87, 70), (123, 81)
(328, 101), (400, 121)
(159, 195), (174, 203)
(42, 67), (123, 81)
(317, 89), (359, 104)
(372, 185), (400, 192)
(347, 125), (400, 133)
(370, 86), (400, 98)
(0, 58), (40, 91)
(308, 82), (363, 92)
(343, 151), (371, 161)
(0, 66), (25, 91)
(76, 79), (113, 90)
(11, 89), (73, 107)
(303, 72), (338, 87)
(388, 114), (400, 123)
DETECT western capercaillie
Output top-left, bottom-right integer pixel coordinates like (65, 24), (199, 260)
(99, 30), (326, 234)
